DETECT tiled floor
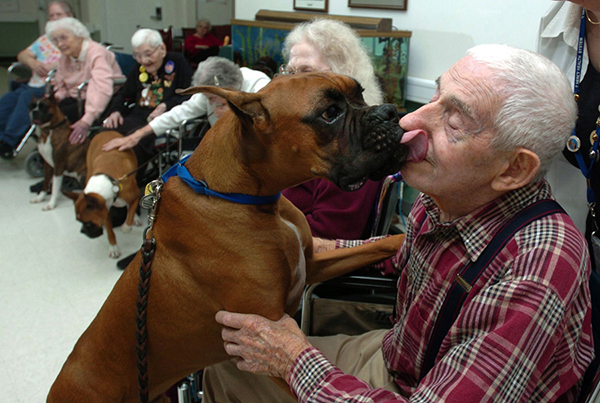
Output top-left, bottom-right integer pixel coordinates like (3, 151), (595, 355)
(0, 141), (145, 401)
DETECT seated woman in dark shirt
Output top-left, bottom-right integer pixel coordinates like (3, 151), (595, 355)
(102, 28), (193, 180)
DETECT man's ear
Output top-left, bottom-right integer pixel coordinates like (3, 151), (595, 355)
(491, 148), (540, 192)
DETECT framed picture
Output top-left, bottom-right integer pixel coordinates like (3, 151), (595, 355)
(294, 0), (328, 12)
(348, 0), (406, 11)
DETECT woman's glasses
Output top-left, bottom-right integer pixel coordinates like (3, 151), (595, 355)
(277, 64), (331, 75)
(133, 45), (161, 62)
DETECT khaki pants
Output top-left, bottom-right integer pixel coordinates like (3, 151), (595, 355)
(202, 329), (399, 402)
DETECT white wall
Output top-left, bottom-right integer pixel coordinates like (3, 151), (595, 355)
(235, 0), (553, 103)
(197, 0), (234, 26)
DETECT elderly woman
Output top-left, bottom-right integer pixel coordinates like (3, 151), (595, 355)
(183, 18), (223, 64)
(102, 56), (269, 153)
(102, 28), (193, 174)
(0, 1), (71, 159)
(278, 19), (385, 240)
(45, 17), (122, 145)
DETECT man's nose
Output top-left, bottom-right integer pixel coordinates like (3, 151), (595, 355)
(399, 102), (436, 131)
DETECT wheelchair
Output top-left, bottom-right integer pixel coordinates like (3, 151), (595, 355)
(6, 44), (134, 178)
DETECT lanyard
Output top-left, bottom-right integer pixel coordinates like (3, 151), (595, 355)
(568, 9), (600, 208)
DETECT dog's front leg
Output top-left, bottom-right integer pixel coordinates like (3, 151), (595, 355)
(306, 234), (404, 284)
(30, 160), (52, 205)
(42, 174), (64, 211)
(104, 215), (121, 258)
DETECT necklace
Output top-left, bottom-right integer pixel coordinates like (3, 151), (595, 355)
(586, 9), (600, 26)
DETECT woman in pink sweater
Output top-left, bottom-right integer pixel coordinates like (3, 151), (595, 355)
(46, 17), (123, 144)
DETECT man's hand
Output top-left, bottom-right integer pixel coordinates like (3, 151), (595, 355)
(68, 120), (90, 144)
(147, 103), (167, 121)
(103, 111), (123, 129)
(216, 311), (312, 383)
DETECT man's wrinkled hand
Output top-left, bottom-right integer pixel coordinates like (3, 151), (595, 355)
(216, 311), (312, 383)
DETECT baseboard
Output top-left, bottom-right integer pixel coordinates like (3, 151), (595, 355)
(406, 76), (436, 105)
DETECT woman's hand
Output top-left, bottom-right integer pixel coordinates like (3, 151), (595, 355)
(68, 120), (90, 144)
(216, 311), (312, 383)
(102, 134), (140, 152)
(30, 60), (51, 78)
(103, 111), (124, 129)
(313, 237), (336, 254)
(147, 103), (167, 121)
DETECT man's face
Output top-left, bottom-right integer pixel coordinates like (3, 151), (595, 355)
(47, 3), (70, 21)
(399, 56), (508, 220)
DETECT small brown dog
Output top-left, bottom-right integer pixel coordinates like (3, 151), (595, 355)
(64, 130), (141, 258)
(29, 97), (88, 211)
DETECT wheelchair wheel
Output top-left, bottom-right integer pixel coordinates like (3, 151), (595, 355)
(25, 150), (44, 178)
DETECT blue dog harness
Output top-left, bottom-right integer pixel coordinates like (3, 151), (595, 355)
(160, 154), (282, 205)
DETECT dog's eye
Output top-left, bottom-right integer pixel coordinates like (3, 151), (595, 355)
(321, 105), (342, 124)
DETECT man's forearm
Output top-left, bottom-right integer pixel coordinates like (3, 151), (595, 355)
(17, 49), (36, 69)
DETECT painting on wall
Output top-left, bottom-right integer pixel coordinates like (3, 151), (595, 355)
(231, 23), (410, 110)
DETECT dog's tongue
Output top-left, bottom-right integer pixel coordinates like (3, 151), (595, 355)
(400, 129), (428, 162)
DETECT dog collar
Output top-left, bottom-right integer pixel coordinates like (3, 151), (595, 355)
(50, 119), (68, 130)
(161, 155), (281, 205)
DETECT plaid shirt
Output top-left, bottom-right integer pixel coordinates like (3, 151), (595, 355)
(290, 180), (594, 402)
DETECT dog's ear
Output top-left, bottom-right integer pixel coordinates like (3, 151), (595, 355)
(62, 190), (82, 202)
(84, 194), (102, 210)
(176, 86), (268, 130)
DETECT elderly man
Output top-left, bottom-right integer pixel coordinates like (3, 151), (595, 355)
(204, 44), (594, 402)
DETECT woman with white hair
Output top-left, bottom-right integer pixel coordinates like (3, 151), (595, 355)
(102, 56), (270, 154)
(45, 17), (123, 144)
(102, 28), (193, 181)
(279, 18), (385, 240)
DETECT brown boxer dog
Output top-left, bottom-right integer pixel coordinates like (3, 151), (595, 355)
(47, 72), (426, 402)
(29, 96), (88, 211)
(63, 130), (141, 259)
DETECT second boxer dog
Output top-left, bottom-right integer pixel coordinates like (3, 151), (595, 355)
(48, 72), (428, 402)
(64, 130), (141, 259)
(29, 96), (88, 211)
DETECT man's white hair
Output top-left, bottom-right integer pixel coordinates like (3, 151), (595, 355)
(283, 19), (383, 106)
(45, 17), (90, 39)
(467, 44), (577, 181)
(131, 29), (164, 49)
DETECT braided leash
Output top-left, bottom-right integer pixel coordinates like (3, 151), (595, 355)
(135, 179), (163, 403)
(136, 238), (155, 403)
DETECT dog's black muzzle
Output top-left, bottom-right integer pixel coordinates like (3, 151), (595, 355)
(81, 221), (103, 238)
(331, 103), (407, 191)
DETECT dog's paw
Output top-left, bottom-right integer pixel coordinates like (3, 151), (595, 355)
(108, 244), (121, 259)
(121, 223), (132, 233)
(30, 192), (47, 204)
(42, 202), (56, 211)
(133, 216), (143, 227)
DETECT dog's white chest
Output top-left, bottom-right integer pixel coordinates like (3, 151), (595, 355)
(281, 219), (307, 310)
(37, 133), (54, 168)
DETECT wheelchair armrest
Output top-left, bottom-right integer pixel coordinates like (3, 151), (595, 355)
(8, 62), (32, 83)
